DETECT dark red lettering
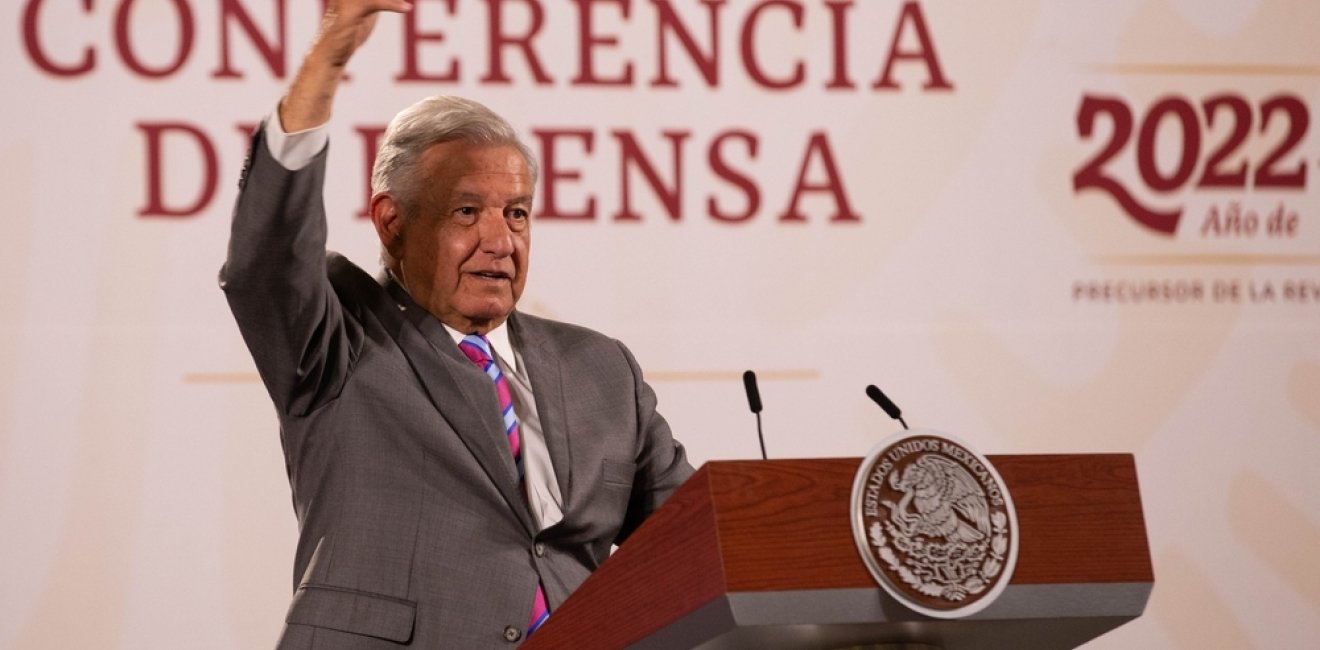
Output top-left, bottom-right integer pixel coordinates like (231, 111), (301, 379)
(481, 0), (551, 84)
(1137, 97), (1199, 192)
(707, 130), (760, 223)
(138, 122), (217, 218)
(613, 130), (689, 221)
(650, 0), (721, 87)
(873, 1), (951, 90)
(213, 0), (287, 79)
(397, 0), (459, 82)
(824, 0), (853, 90)
(1255, 95), (1310, 189)
(741, 0), (804, 90)
(22, 0), (95, 77)
(1197, 94), (1251, 188)
(1072, 94), (1180, 236)
(115, 0), (195, 78)
(779, 132), (859, 222)
(533, 129), (597, 220)
(570, 0), (633, 86)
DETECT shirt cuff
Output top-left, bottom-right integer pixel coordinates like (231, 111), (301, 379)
(262, 100), (329, 171)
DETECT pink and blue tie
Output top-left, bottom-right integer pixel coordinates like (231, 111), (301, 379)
(458, 334), (550, 636)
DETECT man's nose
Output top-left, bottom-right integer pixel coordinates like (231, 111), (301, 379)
(476, 209), (515, 256)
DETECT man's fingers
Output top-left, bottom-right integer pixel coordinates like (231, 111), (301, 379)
(337, 0), (413, 19)
(358, 0), (413, 15)
(325, 0), (412, 38)
(314, 0), (412, 63)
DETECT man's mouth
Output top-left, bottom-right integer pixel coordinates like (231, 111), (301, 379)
(470, 271), (510, 281)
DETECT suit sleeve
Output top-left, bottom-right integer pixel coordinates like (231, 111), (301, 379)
(219, 126), (356, 417)
(615, 341), (694, 544)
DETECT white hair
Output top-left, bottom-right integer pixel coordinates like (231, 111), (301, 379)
(371, 95), (539, 218)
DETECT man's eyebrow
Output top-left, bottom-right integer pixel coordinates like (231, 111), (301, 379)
(447, 192), (533, 205)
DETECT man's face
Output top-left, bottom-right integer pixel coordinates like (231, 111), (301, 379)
(391, 141), (533, 334)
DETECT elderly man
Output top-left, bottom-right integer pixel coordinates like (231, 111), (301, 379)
(220, 1), (693, 647)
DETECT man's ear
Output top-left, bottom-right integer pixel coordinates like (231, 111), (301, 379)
(370, 193), (405, 260)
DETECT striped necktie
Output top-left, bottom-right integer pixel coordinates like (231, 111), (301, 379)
(457, 334), (550, 636)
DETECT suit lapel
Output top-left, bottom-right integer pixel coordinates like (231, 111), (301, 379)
(510, 313), (574, 509)
(378, 277), (534, 534)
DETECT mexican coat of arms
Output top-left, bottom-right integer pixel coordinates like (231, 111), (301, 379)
(850, 431), (1019, 618)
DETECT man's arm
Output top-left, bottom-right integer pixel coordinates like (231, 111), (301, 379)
(616, 341), (695, 544)
(220, 0), (411, 416)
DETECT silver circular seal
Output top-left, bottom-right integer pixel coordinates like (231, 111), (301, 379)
(849, 429), (1019, 618)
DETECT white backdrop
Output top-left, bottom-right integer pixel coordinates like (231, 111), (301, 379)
(2, 1), (1318, 648)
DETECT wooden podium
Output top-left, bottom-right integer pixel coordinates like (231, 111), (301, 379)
(522, 455), (1152, 650)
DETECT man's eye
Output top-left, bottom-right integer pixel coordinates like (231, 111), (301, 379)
(455, 207), (477, 217)
(507, 208), (528, 220)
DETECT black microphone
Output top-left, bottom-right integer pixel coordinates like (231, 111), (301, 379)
(866, 384), (908, 430)
(743, 370), (768, 459)
(742, 370), (763, 414)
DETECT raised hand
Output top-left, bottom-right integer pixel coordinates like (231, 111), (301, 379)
(280, 0), (413, 133)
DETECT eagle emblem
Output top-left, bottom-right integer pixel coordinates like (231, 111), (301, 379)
(887, 454), (991, 545)
(851, 431), (1018, 618)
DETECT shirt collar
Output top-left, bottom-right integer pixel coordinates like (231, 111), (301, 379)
(442, 320), (517, 373)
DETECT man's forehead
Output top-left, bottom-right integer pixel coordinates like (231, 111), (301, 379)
(422, 141), (529, 175)
(420, 143), (532, 200)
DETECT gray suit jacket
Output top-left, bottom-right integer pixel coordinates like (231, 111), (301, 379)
(221, 130), (693, 648)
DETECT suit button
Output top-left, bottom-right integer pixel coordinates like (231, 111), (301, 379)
(534, 543), (545, 557)
(503, 626), (522, 642)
